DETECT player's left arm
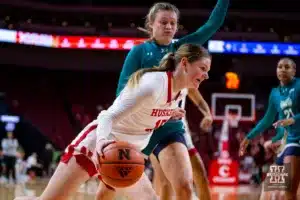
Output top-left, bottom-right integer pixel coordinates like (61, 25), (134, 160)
(271, 127), (285, 143)
(176, 0), (229, 46)
(187, 88), (211, 117)
(291, 83), (300, 124)
(188, 88), (213, 131)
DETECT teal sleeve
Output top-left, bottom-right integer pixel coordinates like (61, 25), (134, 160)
(176, 0), (229, 46)
(271, 127), (285, 143)
(292, 82), (300, 123)
(116, 45), (143, 96)
(246, 90), (277, 140)
(292, 114), (300, 124)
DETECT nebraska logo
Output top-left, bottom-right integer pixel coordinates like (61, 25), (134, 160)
(116, 166), (133, 178)
(264, 164), (291, 191)
(118, 149), (131, 160)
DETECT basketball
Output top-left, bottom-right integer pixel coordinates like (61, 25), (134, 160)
(98, 141), (145, 188)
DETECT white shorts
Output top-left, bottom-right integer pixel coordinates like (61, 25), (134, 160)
(61, 121), (99, 177)
(61, 120), (150, 178)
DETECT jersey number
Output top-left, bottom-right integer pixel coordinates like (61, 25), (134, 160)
(145, 119), (167, 132)
(284, 108), (294, 119)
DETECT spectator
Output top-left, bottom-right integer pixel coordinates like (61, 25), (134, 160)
(15, 151), (28, 184)
(1, 131), (19, 184)
(43, 143), (54, 177)
(27, 152), (43, 178)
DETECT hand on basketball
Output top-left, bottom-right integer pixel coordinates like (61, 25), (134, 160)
(199, 115), (213, 132)
(239, 138), (250, 157)
(171, 108), (186, 120)
(96, 139), (116, 158)
(273, 118), (295, 128)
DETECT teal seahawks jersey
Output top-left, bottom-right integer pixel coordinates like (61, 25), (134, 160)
(116, 0), (229, 96)
(247, 78), (300, 144)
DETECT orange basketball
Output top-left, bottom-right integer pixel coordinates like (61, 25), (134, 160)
(98, 141), (145, 188)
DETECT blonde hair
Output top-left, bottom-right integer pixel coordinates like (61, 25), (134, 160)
(138, 2), (180, 37)
(127, 44), (211, 88)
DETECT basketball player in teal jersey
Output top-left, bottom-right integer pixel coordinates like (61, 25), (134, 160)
(96, 1), (229, 200)
(239, 58), (300, 200)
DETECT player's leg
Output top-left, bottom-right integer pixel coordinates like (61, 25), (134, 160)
(184, 131), (211, 200)
(150, 154), (173, 200)
(259, 140), (280, 200)
(118, 173), (159, 200)
(190, 153), (211, 200)
(154, 132), (194, 200)
(283, 154), (300, 200)
(14, 122), (101, 200)
(150, 155), (160, 195)
(14, 156), (90, 200)
(95, 183), (116, 200)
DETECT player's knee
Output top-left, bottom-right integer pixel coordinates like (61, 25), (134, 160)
(174, 178), (193, 195)
(160, 178), (172, 191)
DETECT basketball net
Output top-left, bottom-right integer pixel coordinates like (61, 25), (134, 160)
(218, 113), (241, 160)
(227, 113), (241, 128)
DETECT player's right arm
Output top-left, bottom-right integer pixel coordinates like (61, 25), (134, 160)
(176, 0), (229, 46)
(187, 88), (213, 131)
(246, 89), (277, 140)
(96, 74), (164, 154)
(187, 88), (211, 117)
(116, 45), (143, 96)
(240, 90), (278, 156)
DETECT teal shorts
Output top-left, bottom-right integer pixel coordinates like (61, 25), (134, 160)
(142, 119), (185, 156)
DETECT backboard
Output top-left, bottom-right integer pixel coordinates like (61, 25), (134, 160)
(211, 93), (256, 122)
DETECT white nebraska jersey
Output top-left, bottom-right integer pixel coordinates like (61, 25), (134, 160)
(95, 71), (183, 150)
(64, 72), (182, 168)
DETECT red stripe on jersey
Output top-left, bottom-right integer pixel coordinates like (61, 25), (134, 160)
(74, 124), (98, 147)
(167, 71), (181, 103)
(167, 71), (172, 103)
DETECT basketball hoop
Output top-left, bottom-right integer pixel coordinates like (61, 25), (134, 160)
(227, 113), (240, 128)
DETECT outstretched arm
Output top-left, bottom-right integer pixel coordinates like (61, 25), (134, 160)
(188, 88), (213, 131)
(116, 45), (143, 96)
(177, 0), (229, 46)
(187, 88), (211, 117)
(246, 90), (277, 140)
(291, 82), (300, 124)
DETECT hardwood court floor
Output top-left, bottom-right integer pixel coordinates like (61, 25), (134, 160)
(0, 179), (264, 200)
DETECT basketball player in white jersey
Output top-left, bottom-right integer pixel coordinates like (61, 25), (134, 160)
(14, 44), (211, 200)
